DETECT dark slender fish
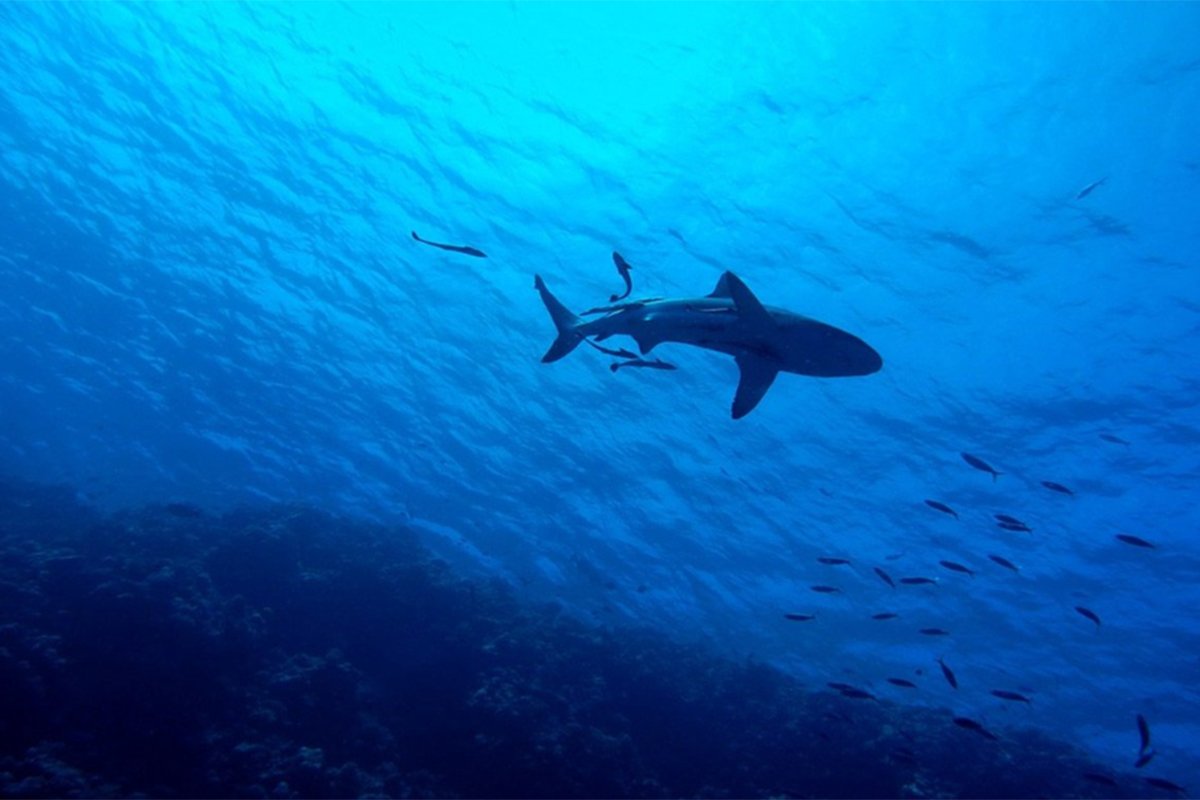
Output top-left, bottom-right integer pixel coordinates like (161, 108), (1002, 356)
(811, 585), (841, 594)
(1136, 751), (1157, 768)
(610, 357), (676, 372)
(874, 567), (896, 588)
(839, 688), (877, 701)
(1144, 777), (1185, 793)
(1075, 176), (1108, 200)
(953, 716), (998, 740)
(1137, 713), (1152, 754)
(609, 251), (634, 301)
(990, 689), (1031, 704)
(818, 557), (852, 565)
(584, 338), (638, 359)
(887, 678), (918, 688)
(783, 613), (816, 622)
(827, 682), (858, 692)
(937, 657), (958, 689)
(994, 513), (1030, 528)
(961, 452), (1002, 481)
(988, 554), (1020, 573)
(900, 577), (937, 586)
(1041, 480), (1074, 496)
(998, 522), (1033, 533)
(1082, 773), (1118, 787)
(939, 560), (975, 577)
(411, 230), (487, 258)
(872, 612), (899, 620)
(1100, 433), (1131, 446)
(925, 499), (958, 519)
(1075, 606), (1102, 627)
(1116, 533), (1156, 549)
(919, 628), (950, 636)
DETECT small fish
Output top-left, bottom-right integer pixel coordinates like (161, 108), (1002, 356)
(585, 339), (638, 359)
(988, 554), (1020, 573)
(939, 560), (975, 577)
(811, 585), (841, 594)
(610, 357), (676, 372)
(1099, 433), (1130, 446)
(997, 522), (1033, 533)
(874, 567), (896, 588)
(1075, 606), (1102, 627)
(961, 452), (1002, 481)
(990, 689), (1031, 704)
(919, 628), (950, 636)
(1075, 176), (1108, 200)
(783, 613), (816, 622)
(1116, 533), (1156, 549)
(411, 230), (487, 258)
(1137, 713), (1152, 754)
(871, 612), (899, 621)
(826, 682), (858, 692)
(994, 513), (1030, 528)
(953, 716), (998, 740)
(609, 251), (634, 301)
(818, 557), (852, 566)
(1041, 480), (1074, 496)
(925, 499), (958, 519)
(887, 678), (918, 688)
(839, 687), (877, 701)
(1144, 777), (1185, 794)
(1136, 751), (1157, 769)
(900, 577), (937, 586)
(937, 657), (958, 689)
(1082, 773), (1118, 787)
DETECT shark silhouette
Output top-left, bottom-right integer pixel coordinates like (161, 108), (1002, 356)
(534, 271), (882, 418)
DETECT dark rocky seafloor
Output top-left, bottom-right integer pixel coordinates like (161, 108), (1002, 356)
(0, 477), (1158, 799)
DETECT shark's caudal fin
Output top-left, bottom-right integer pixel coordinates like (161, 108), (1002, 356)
(534, 275), (584, 363)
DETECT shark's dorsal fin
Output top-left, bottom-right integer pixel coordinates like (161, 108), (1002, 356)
(707, 273), (733, 298)
(724, 272), (774, 327)
(732, 355), (779, 419)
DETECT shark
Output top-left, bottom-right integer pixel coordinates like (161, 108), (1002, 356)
(533, 270), (882, 419)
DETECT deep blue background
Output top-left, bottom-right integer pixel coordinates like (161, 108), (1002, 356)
(1, 2), (1197, 788)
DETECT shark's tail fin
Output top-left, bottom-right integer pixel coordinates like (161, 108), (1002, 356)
(534, 274), (584, 363)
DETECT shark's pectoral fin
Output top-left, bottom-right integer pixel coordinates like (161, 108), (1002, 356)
(632, 331), (666, 355)
(732, 355), (779, 419)
(724, 272), (775, 328)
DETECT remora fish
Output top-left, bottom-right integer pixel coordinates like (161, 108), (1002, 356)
(1041, 480), (1074, 496)
(961, 452), (1002, 481)
(953, 716), (998, 740)
(783, 613), (816, 622)
(610, 357), (676, 373)
(1116, 533), (1155, 549)
(874, 567), (896, 588)
(534, 271), (883, 419)
(937, 657), (958, 689)
(1075, 606), (1102, 627)
(1075, 176), (1108, 200)
(411, 230), (487, 258)
(609, 251), (634, 301)
(988, 554), (1020, 573)
(990, 689), (1032, 704)
(925, 499), (958, 518)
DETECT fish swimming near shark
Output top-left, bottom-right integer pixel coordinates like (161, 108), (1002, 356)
(534, 271), (883, 418)
(411, 230), (487, 258)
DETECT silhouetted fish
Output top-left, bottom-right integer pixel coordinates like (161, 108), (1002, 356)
(1041, 480), (1074, 496)
(1116, 533), (1156, 549)
(609, 251), (634, 301)
(784, 613), (816, 622)
(411, 230), (487, 258)
(1082, 773), (1118, 787)
(953, 716), (998, 740)
(939, 560), (975, 577)
(988, 554), (1020, 573)
(994, 513), (1030, 528)
(1138, 713), (1152, 754)
(919, 628), (950, 636)
(818, 557), (852, 566)
(900, 577), (937, 586)
(874, 567), (896, 588)
(1075, 606), (1102, 627)
(1144, 777), (1185, 794)
(165, 502), (203, 518)
(826, 682), (858, 692)
(871, 612), (899, 620)
(610, 357), (676, 372)
(990, 689), (1031, 704)
(839, 687), (877, 701)
(997, 522), (1033, 533)
(961, 452), (1002, 481)
(887, 678), (918, 688)
(811, 585), (841, 594)
(937, 657), (958, 689)
(1100, 433), (1130, 446)
(585, 338), (639, 358)
(1075, 176), (1108, 200)
(1136, 751), (1156, 769)
(925, 499), (958, 519)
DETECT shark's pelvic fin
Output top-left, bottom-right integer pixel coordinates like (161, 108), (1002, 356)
(724, 272), (775, 328)
(732, 354), (779, 419)
(534, 275), (584, 363)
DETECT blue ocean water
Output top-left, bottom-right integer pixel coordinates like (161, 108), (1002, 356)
(1, 2), (1198, 796)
